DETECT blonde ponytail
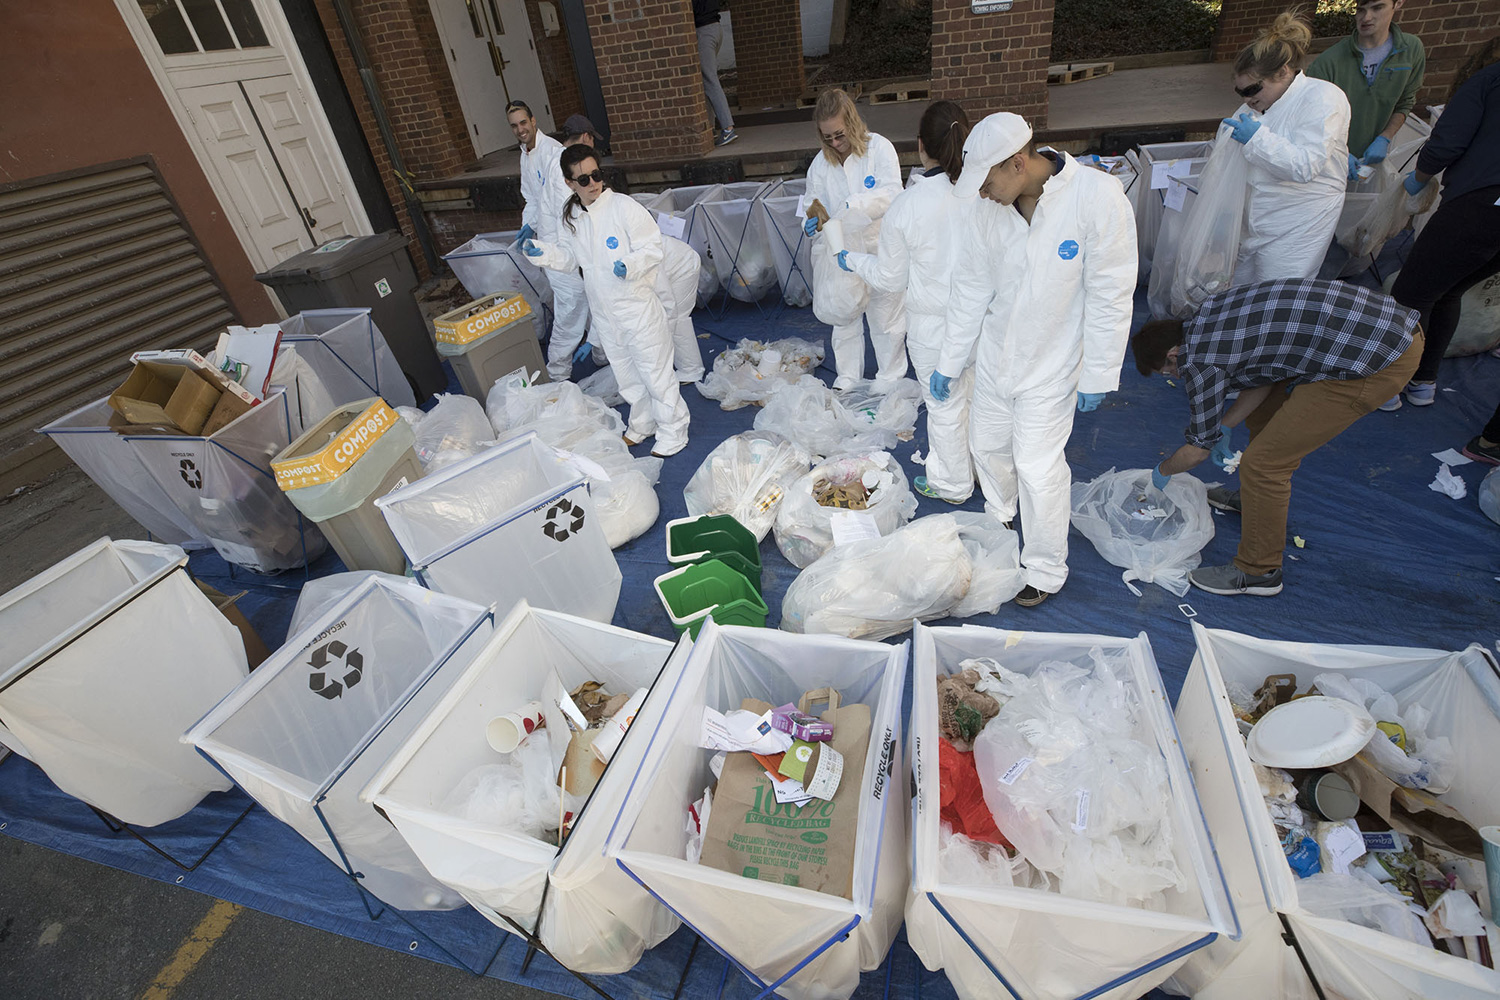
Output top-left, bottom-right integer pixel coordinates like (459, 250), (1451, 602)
(1234, 9), (1313, 79)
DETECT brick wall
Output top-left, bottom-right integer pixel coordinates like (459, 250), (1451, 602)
(1211, 0), (1298, 63)
(426, 207), (524, 258)
(580, 0), (712, 161)
(1395, 2), (1497, 109)
(524, 0), (587, 127)
(930, 0), (1053, 128)
(724, 0), (805, 109)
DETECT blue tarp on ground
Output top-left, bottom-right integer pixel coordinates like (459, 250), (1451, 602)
(3, 259), (1498, 1000)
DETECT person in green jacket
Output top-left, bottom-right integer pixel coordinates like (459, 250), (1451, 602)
(1306, 0), (1426, 179)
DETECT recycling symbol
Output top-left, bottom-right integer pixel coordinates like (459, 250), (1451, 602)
(179, 459), (202, 489)
(308, 640), (363, 700)
(543, 497), (585, 542)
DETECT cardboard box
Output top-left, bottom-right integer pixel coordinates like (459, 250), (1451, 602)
(108, 361), (186, 427)
(193, 580), (270, 669)
(200, 389), (253, 437)
(166, 368), (223, 436)
(433, 292), (533, 347)
(131, 349), (261, 406)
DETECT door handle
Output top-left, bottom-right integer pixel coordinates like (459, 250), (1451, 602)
(301, 206), (319, 230)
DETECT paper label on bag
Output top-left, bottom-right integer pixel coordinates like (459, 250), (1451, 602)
(1071, 789), (1091, 832)
(656, 213), (687, 240)
(1326, 823), (1366, 875)
(1164, 178), (1188, 212)
(829, 509), (881, 547)
(998, 757), (1034, 785)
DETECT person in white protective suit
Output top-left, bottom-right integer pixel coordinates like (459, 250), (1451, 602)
(509, 100), (592, 382)
(839, 100), (976, 503)
(1220, 13), (1351, 285)
(523, 145), (690, 456)
(934, 113), (1138, 607)
(803, 88), (909, 390)
(658, 234), (706, 383)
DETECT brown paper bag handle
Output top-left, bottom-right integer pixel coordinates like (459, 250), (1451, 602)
(799, 688), (841, 715)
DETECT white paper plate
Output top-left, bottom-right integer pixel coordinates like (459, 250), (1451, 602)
(1246, 696), (1376, 768)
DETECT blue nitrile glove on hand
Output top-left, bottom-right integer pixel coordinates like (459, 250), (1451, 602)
(517, 223), (536, 243)
(1403, 171), (1427, 196)
(613, 260), (627, 278)
(573, 342), (592, 364)
(1347, 153), (1361, 180)
(1076, 391), (1105, 412)
(1210, 426), (1237, 468)
(1222, 113), (1261, 144)
(804, 216), (819, 237)
(521, 238), (542, 257)
(1363, 136), (1390, 165)
(836, 250), (852, 272)
(1151, 464), (1171, 490)
(929, 371), (953, 403)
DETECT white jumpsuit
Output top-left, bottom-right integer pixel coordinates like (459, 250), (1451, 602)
(531, 189), (690, 454)
(1231, 72), (1351, 285)
(520, 133), (591, 380)
(657, 234), (705, 382)
(805, 132), (909, 389)
(940, 154), (1138, 593)
(846, 169), (975, 501)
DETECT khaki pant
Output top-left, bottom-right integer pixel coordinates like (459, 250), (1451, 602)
(1236, 329), (1423, 576)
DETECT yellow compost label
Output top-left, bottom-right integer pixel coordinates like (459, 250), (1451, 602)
(433, 292), (532, 346)
(272, 400), (398, 490)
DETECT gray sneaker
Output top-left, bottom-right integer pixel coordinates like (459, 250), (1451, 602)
(1206, 486), (1241, 513)
(1189, 563), (1283, 596)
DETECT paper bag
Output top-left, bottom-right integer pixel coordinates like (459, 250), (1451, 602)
(1333, 751), (1483, 857)
(699, 691), (872, 897)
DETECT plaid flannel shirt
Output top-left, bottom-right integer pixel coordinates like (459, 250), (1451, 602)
(1178, 279), (1418, 449)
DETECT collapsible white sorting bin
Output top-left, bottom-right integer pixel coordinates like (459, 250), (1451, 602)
(606, 620), (908, 1000)
(1145, 158), (1208, 319)
(0, 538), (248, 826)
(645, 184), (725, 308)
(906, 622), (1238, 1000)
(443, 231), (555, 335)
(1128, 141), (1213, 282)
(760, 191), (815, 308)
(772, 178), (808, 200)
(374, 431), (622, 623)
(700, 181), (777, 303)
(362, 599), (684, 972)
(1165, 624), (1500, 1000)
(278, 308), (418, 409)
(183, 576), (493, 911)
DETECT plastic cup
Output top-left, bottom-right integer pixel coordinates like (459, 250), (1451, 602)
(486, 700), (545, 753)
(1481, 826), (1500, 919)
(822, 218), (845, 254)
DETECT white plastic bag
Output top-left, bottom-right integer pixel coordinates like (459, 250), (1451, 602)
(579, 365), (624, 407)
(1070, 468), (1215, 597)
(683, 431), (812, 541)
(811, 220), (870, 328)
(696, 337), (826, 410)
(1296, 871), (1431, 947)
(1167, 132), (1250, 318)
(780, 514), (972, 640)
(1339, 174), (1441, 259)
(413, 393), (495, 472)
(753, 376), (923, 461)
(1311, 671), (1457, 793)
(1481, 466), (1500, 526)
(774, 452), (918, 568)
(948, 512), (1025, 617)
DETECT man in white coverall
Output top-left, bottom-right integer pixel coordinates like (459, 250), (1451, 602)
(659, 235), (706, 382)
(934, 113), (1138, 606)
(509, 100), (591, 382)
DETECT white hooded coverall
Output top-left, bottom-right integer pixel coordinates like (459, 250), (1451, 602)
(845, 169), (975, 500)
(1231, 72), (1351, 285)
(805, 131), (909, 388)
(940, 154), (1138, 593)
(657, 234), (705, 382)
(531, 188), (690, 454)
(520, 132), (592, 380)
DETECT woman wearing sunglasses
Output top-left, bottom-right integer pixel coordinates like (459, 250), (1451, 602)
(522, 145), (690, 457)
(803, 88), (909, 391)
(1221, 11), (1351, 286)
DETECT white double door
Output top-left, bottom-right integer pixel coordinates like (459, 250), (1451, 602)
(430, 0), (553, 157)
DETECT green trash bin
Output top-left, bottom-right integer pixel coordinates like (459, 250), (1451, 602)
(664, 514), (762, 593)
(652, 559), (767, 639)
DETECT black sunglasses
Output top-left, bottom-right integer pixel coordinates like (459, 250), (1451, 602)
(570, 169), (604, 186)
(1234, 80), (1265, 99)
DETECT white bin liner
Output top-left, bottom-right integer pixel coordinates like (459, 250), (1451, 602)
(907, 623), (1239, 1000)
(700, 181), (777, 303)
(754, 375), (922, 461)
(443, 230), (555, 335)
(1130, 141), (1213, 282)
(1070, 468), (1215, 597)
(362, 600), (683, 972)
(1165, 624), (1500, 1000)
(683, 430), (812, 541)
(0, 539), (248, 826)
(761, 193), (815, 307)
(1151, 133), (1249, 319)
(278, 308), (417, 409)
(183, 576), (493, 911)
(375, 431), (622, 623)
(606, 622), (908, 1000)
(775, 451), (918, 569)
(645, 184), (726, 308)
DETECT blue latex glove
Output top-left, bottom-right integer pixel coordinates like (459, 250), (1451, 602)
(1347, 153), (1361, 181)
(517, 223), (536, 243)
(1221, 113), (1261, 144)
(1151, 464), (1171, 490)
(804, 216), (819, 237)
(836, 250), (851, 272)
(613, 260), (627, 279)
(1403, 171), (1427, 196)
(929, 371), (953, 403)
(1210, 426), (1237, 469)
(1363, 135), (1390, 164)
(520, 238), (542, 257)
(1076, 391), (1105, 413)
(573, 342), (592, 365)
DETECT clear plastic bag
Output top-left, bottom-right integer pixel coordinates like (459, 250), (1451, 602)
(780, 513), (972, 640)
(1482, 466), (1500, 526)
(938, 827), (1049, 890)
(287, 570), (414, 636)
(682, 430), (812, 541)
(774, 451), (918, 568)
(753, 376), (922, 461)
(440, 738), (581, 843)
(811, 233), (869, 328)
(1296, 870), (1431, 947)
(1339, 173), (1441, 259)
(696, 337), (826, 411)
(1312, 672), (1457, 793)
(486, 377), (624, 442)
(579, 365), (624, 407)
(1165, 132), (1249, 318)
(413, 393), (495, 472)
(949, 512), (1025, 617)
(1069, 468), (1215, 597)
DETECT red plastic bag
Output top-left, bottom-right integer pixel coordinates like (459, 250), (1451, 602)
(939, 737), (1011, 848)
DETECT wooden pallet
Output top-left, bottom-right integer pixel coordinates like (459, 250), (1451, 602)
(869, 82), (932, 105)
(797, 82), (862, 108)
(1047, 61), (1114, 85)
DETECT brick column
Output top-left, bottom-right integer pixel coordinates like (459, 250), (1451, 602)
(524, 0), (587, 125)
(581, 0), (712, 162)
(1211, 0), (1304, 62)
(1396, 1), (1495, 108)
(725, 0), (805, 109)
(930, 0), (1052, 128)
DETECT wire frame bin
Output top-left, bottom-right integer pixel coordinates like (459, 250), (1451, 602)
(759, 192), (815, 308)
(643, 184), (726, 308)
(0, 539), (249, 826)
(1127, 140), (1213, 282)
(443, 231), (555, 336)
(906, 622), (1239, 1000)
(700, 181), (778, 305)
(277, 308), (418, 409)
(374, 431), (622, 624)
(183, 576), (494, 911)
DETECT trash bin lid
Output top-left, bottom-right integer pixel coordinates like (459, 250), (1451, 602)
(255, 231), (411, 284)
